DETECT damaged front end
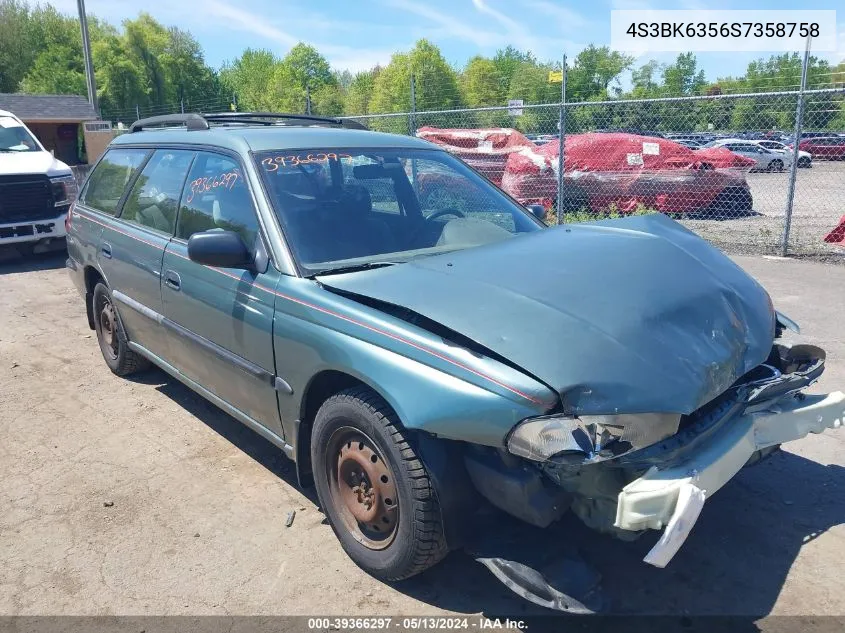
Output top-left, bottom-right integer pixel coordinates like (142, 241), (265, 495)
(461, 340), (843, 611)
(488, 341), (843, 567)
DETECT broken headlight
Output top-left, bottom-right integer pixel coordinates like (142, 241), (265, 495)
(507, 412), (682, 462)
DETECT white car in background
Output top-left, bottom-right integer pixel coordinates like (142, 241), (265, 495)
(702, 138), (794, 172)
(0, 109), (77, 253)
(753, 139), (812, 168)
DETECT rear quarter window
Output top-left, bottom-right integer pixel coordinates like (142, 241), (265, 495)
(82, 148), (149, 215)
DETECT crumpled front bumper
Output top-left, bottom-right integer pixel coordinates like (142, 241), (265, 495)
(616, 391), (845, 567)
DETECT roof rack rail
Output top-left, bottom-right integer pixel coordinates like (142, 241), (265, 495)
(128, 113), (209, 133)
(128, 111), (367, 133)
(202, 112), (367, 130)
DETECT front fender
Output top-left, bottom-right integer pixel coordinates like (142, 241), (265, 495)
(271, 277), (557, 448)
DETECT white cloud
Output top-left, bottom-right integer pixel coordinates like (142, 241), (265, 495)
(383, 0), (503, 48)
(207, 1), (297, 47)
(524, 1), (588, 30)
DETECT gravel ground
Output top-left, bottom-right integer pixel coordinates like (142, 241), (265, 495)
(679, 161), (845, 259)
(1, 249), (844, 619)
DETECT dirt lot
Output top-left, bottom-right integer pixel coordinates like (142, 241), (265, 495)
(1, 249), (844, 618)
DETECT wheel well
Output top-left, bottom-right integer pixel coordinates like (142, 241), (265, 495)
(295, 370), (369, 487)
(83, 266), (105, 330)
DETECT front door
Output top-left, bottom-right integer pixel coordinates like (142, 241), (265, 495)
(161, 151), (281, 434)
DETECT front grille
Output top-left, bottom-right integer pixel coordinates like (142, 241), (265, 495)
(0, 175), (57, 224)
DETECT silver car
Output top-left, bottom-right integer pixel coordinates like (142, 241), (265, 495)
(754, 139), (812, 168)
(703, 139), (794, 172)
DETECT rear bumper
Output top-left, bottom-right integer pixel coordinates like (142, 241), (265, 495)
(617, 391), (845, 566)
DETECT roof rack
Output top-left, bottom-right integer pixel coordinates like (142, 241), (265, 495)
(128, 111), (367, 133)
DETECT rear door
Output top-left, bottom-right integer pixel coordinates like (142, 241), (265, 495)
(161, 150), (281, 434)
(94, 148), (195, 361)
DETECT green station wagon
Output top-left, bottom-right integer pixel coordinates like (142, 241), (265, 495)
(67, 112), (844, 611)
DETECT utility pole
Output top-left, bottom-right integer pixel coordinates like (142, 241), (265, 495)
(77, 0), (98, 114)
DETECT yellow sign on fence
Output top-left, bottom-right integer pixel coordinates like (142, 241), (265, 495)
(548, 70), (562, 83)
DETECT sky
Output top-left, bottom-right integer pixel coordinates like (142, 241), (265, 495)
(42, 0), (845, 86)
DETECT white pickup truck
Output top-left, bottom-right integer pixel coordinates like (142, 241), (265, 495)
(0, 109), (77, 252)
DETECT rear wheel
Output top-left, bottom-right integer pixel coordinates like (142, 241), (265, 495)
(311, 387), (448, 581)
(767, 159), (784, 172)
(92, 283), (150, 376)
(797, 156), (811, 168)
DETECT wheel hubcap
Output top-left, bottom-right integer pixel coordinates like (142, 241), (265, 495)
(327, 428), (399, 550)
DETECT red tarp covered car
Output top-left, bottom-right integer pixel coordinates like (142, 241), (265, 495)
(501, 132), (756, 215)
(416, 127), (537, 186)
(823, 215), (845, 246)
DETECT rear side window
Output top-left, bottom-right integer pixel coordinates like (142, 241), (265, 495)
(176, 152), (258, 246)
(121, 150), (195, 235)
(83, 148), (149, 215)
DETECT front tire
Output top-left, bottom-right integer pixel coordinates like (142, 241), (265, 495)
(92, 283), (150, 376)
(311, 387), (448, 581)
(767, 159), (784, 172)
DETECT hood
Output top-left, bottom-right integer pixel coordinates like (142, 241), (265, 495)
(0, 151), (71, 177)
(318, 214), (775, 415)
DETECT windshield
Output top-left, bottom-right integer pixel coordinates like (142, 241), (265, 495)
(256, 148), (544, 275)
(0, 117), (40, 152)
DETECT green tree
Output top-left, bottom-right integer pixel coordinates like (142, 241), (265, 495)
(122, 13), (171, 107)
(160, 26), (219, 107)
(369, 40), (463, 132)
(220, 49), (280, 111)
(661, 53), (706, 96)
(0, 0), (38, 92)
(461, 56), (506, 107)
(567, 45), (633, 101)
(630, 60), (663, 98)
(344, 67), (380, 115)
(271, 43), (336, 113)
(492, 46), (534, 93)
(19, 44), (86, 94)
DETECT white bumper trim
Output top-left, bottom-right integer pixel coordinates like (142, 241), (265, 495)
(612, 391), (845, 565)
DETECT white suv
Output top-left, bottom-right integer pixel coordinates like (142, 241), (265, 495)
(0, 109), (77, 252)
(702, 138), (794, 172)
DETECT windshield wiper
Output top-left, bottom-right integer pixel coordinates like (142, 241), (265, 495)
(309, 261), (400, 278)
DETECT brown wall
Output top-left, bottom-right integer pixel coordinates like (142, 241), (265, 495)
(25, 122), (81, 165)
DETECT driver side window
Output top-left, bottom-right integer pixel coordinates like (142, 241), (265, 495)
(176, 152), (259, 246)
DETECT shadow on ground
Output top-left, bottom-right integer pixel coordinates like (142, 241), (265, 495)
(0, 247), (67, 274)
(130, 367), (845, 626)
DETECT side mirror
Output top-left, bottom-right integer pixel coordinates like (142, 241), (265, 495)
(525, 204), (546, 220)
(187, 230), (252, 269)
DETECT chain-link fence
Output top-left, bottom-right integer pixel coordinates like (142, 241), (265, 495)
(100, 94), (236, 127)
(343, 84), (845, 259)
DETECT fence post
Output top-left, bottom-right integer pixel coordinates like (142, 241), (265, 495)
(305, 85), (312, 115)
(409, 74), (417, 136)
(135, 104), (140, 121)
(180, 99), (184, 114)
(233, 92), (238, 112)
(556, 54), (567, 225)
(781, 38), (811, 256)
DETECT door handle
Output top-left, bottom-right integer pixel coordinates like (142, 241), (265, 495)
(100, 243), (112, 259)
(164, 270), (181, 291)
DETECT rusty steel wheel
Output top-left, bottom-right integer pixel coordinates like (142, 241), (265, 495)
(311, 387), (449, 580)
(326, 427), (399, 550)
(92, 283), (149, 376)
(98, 299), (119, 361)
